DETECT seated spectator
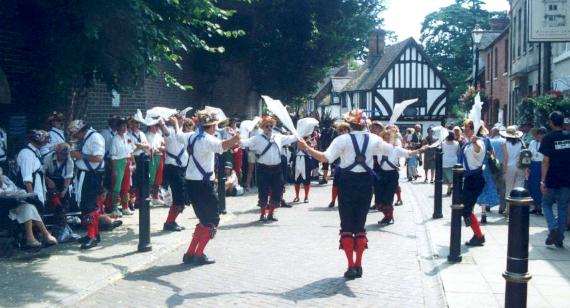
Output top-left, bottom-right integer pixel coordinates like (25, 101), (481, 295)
(224, 162), (243, 196)
(44, 143), (75, 220)
(1, 169), (58, 248)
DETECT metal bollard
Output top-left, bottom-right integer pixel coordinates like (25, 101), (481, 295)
(433, 146), (443, 219)
(217, 154), (226, 214)
(448, 164), (464, 263)
(138, 154), (152, 252)
(503, 187), (533, 308)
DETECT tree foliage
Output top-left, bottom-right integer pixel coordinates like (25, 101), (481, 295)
(203, 0), (386, 104)
(17, 0), (243, 119)
(419, 0), (506, 111)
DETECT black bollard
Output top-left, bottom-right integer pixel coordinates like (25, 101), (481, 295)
(503, 188), (533, 308)
(137, 154), (152, 252)
(217, 154), (226, 214)
(433, 146), (443, 219)
(448, 164), (464, 263)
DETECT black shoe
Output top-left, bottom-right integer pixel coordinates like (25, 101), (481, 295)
(378, 217), (394, 225)
(267, 215), (278, 222)
(369, 205), (377, 211)
(481, 215), (487, 224)
(465, 235), (485, 246)
(394, 200), (403, 206)
(100, 220), (123, 231)
(498, 209), (505, 215)
(182, 254), (195, 265)
(304, 198), (309, 203)
(129, 203), (135, 211)
(220, 210), (227, 215)
(546, 230), (560, 246)
(78, 234), (101, 244)
(80, 238), (99, 250)
(259, 215), (267, 222)
(281, 202), (293, 208)
(464, 216), (472, 227)
(193, 254), (216, 266)
(355, 266), (363, 278)
(344, 267), (358, 280)
(328, 202), (335, 208)
(163, 222), (185, 232)
(319, 179), (328, 185)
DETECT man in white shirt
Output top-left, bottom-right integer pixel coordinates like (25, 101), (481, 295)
(44, 143), (75, 219)
(172, 110), (240, 266)
(159, 114), (189, 232)
(459, 119), (486, 247)
(41, 112), (66, 160)
(100, 116), (120, 211)
(298, 110), (393, 280)
(68, 120), (105, 250)
(0, 125), (8, 173)
(240, 116), (297, 222)
(17, 130), (50, 206)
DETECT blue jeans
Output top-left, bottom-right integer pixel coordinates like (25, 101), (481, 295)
(542, 187), (570, 237)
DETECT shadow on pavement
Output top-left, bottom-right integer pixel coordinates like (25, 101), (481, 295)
(218, 220), (278, 231)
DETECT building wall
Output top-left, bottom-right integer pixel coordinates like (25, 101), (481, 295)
(552, 43), (570, 92)
(481, 31), (510, 125)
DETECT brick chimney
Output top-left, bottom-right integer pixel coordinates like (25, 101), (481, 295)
(368, 29), (385, 58)
(490, 16), (509, 31)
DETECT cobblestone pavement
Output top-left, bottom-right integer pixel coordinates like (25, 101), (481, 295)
(77, 180), (446, 308)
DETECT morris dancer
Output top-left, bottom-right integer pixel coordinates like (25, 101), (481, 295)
(159, 114), (189, 232)
(377, 129), (427, 224)
(240, 116), (297, 222)
(68, 120), (105, 249)
(460, 119), (487, 247)
(128, 117), (150, 209)
(171, 110), (240, 265)
(298, 110), (393, 280)
(41, 112), (66, 160)
(110, 118), (134, 217)
(146, 122), (165, 204)
(292, 136), (313, 203)
(328, 122), (350, 208)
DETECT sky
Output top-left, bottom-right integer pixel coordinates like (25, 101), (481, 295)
(382, 0), (511, 41)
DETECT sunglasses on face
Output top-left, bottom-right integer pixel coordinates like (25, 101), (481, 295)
(264, 125), (273, 129)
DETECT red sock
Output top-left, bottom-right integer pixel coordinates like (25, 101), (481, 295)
(304, 184), (310, 199)
(268, 207), (275, 216)
(332, 186), (338, 203)
(340, 233), (355, 267)
(186, 224), (202, 255)
(396, 190), (402, 202)
(294, 184), (300, 198)
(469, 213), (484, 238)
(86, 211), (99, 239)
(388, 210), (394, 219)
(194, 226), (212, 257)
(354, 232), (367, 267)
(260, 207), (266, 217)
(165, 205), (179, 223)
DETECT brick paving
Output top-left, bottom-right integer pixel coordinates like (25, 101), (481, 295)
(76, 181), (446, 308)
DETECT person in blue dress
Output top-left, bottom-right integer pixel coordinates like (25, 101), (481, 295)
(475, 122), (498, 224)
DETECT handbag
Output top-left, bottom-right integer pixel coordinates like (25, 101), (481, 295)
(484, 138), (501, 175)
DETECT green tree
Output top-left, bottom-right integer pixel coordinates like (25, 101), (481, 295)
(16, 0), (243, 120)
(204, 0), (385, 106)
(419, 0), (505, 112)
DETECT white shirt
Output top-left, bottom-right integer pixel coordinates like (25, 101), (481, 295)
(16, 143), (46, 203)
(44, 152), (74, 180)
(41, 128), (66, 156)
(442, 140), (460, 168)
(240, 133), (297, 166)
(505, 141), (522, 168)
(110, 134), (133, 160)
(377, 146), (409, 171)
(0, 128), (7, 161)
(461, 139), (486, 171)
(76, 128), (105, 171)
(100, 127), (116, 159)
(164, 126), (189, 167)
(128, 130), (149, 156)
(181, 133), (224, 181)
(146, 131), (165, 155)
(529, 140), (544, 162)
(324, 131), (393, 172)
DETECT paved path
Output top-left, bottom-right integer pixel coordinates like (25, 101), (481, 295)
(77, 181), (446, 308)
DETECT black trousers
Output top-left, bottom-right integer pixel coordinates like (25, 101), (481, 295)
(338, 172), (373, 233)
(163, 164), (186, 206)
(257, 164), (284, 208)
(462, 172), (485, 218)
(79, 170), (103, 214)
(186, 180), (220, 226)
(374, 169), (399, 206)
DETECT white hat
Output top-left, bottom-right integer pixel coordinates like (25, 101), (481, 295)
(499, 125), (523, 139)
(67, 120), (87, 135)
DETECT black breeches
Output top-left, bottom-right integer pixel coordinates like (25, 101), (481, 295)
(163, 164), (186, 206)
(257, 165), (284, 207)
(295, 175), (311, 185)
(186, 180), (220, 226)
(374, 170), (399, 206)
(338, 172), (373, 233)
(462, 173), (485, 218)
(80, 171), (103, 214)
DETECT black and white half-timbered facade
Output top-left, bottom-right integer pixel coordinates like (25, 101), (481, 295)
(323, 31), (451, 134)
